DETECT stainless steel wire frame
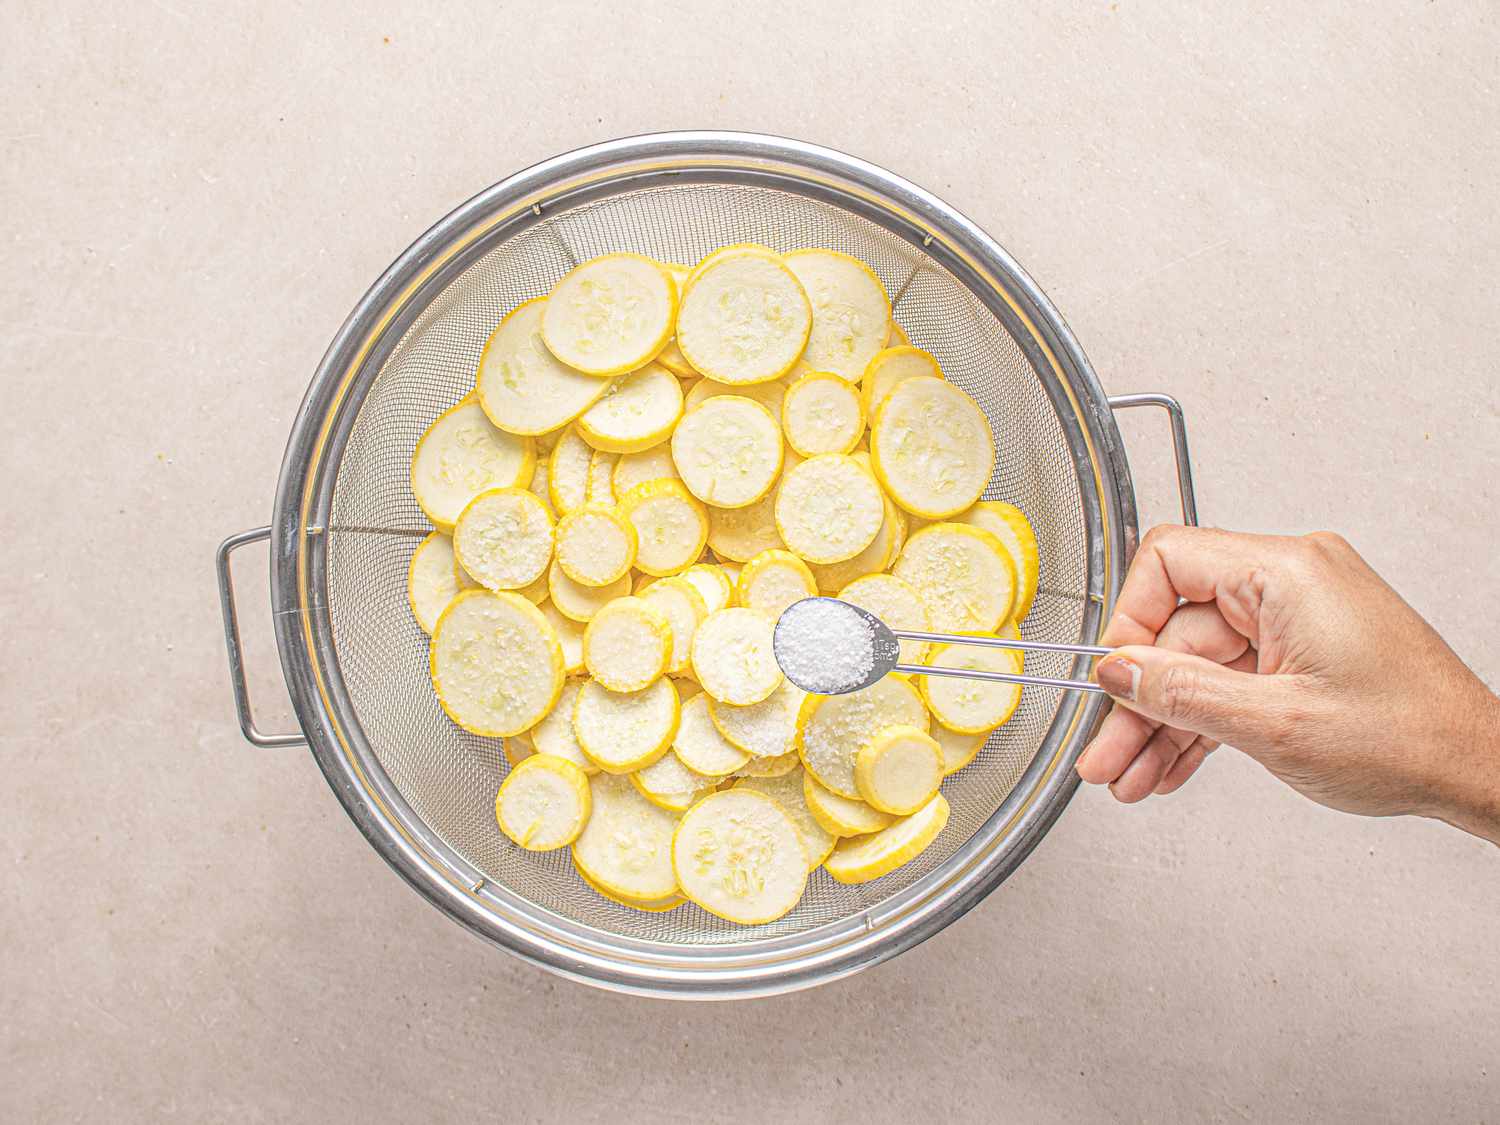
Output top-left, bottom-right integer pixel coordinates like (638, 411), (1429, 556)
(216, 132), (1197, 998)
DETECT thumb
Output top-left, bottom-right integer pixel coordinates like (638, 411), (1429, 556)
(1095, 645), (1286, 749)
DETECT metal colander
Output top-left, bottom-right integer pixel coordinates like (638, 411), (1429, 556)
(216, 132), (1196, 998)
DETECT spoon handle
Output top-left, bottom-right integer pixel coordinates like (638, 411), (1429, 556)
(889, 629), (1113, 659)
(892, 662), (1108, 694)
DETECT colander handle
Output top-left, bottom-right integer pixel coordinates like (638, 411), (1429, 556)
(1108, 393), (1199, 526)
(215, 527), (306, 748)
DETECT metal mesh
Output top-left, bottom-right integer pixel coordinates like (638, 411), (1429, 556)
(324, 182), (1088, 946)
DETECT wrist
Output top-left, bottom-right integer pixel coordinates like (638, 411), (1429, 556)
(1427, 687), (1500, 845)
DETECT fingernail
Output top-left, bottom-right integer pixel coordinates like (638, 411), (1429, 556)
(1096, 657), (1141, 701)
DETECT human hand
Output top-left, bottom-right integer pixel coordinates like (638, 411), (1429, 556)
(1075, 525), (1500, 844)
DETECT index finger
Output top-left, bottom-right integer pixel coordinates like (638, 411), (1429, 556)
(1101, 525), (1291, 647)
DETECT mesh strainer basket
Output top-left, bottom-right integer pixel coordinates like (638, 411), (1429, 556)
(215, 132), (1197, 998)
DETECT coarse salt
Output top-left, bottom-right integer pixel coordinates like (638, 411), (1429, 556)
(774, 598), (876, 695)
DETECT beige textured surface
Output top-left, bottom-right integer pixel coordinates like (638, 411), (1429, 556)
(3, 3), (1498, 1121)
